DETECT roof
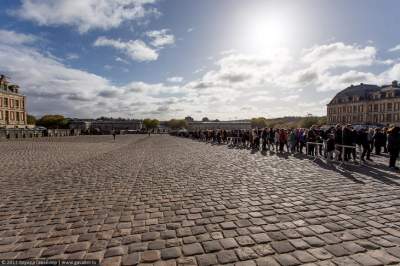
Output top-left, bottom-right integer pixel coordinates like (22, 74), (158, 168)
(328, 82), (398, 105)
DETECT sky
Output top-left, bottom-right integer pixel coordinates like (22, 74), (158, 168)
(1, 0), (400, 120)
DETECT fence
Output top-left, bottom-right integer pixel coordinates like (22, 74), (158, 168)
(0, 129), (80, 140)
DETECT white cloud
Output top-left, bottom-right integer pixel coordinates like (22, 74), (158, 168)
(167, 76), (183, 83)
(115, 57), (129, 64)
(0, 29), (37, 45)
(389, 44), (400, 52)
(12, 0), (159, 33)
(145, 29), (175, 47)
(187, 28), (194, 33)
(66, 53), (79, 60)
(2, 32), (398, 120)
(302, 42), (376, 70)
(94, 36), (158, 62)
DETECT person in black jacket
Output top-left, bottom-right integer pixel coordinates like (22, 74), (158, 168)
(387, 127), (400, 170)
(373, 128), (385, 155)
(359, 128), (372, 161)
(342, 125), (354, 161)
(335, 124), (343, 161)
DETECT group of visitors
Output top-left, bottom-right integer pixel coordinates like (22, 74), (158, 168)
(176, 124), (400, 170)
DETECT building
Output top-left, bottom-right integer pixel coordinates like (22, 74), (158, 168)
(327, 80), (400, 125)
(0, 75), (27, 129)
(187, 120), (251, 131)
(69, 118), (143, 134)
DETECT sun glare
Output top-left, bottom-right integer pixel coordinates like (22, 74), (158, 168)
(237, 8), (293, 52)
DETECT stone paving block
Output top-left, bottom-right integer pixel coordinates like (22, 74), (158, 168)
(140, 250), (161, 263)
(216, 250), (238, 264)
(202, 240), (222, 253)
(102, 256), (122, 266)
(161, 247), (182, 260)
(182, 243), (204, 256)
(367, 249), (400, 265)
(350, 253), (384, 266)
(235, 247), (258, 260)
(251, 233), (271, 244)
(252, 244), (274, 256)
(256, 256), (280, 266)
(195, 253), (218, 266)
(122, 252), (140, 266)
(270, 241), (295, 254)
(220, 238), (239, 249)
(65, 242), (90, 253)
(292, 250), (317, 263)
(235, 235), (255, 246)
(307, 248), (333, 260)
(324, 244), (351, 257)
(274, 254), (301, 266)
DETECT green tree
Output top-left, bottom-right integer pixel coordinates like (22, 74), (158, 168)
(201, 117), (209, 122)
(250, 117), (268, 128)
(300, 117), (319, 128)
(143, 119), (160, 131)
(36, 115), (69, 129)
(168, 119), (188, 129)
(27, 114), (36, 125)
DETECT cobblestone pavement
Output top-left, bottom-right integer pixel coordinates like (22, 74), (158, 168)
(1, 135), (400, 266)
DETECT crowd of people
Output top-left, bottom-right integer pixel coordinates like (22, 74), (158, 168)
(172, 124), (400, 170)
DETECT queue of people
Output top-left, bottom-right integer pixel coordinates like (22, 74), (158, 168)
(173, 124), (400, 170)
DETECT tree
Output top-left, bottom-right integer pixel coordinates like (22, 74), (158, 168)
(143, 119), (160, 131)
(300, 116), (319, 128)
(184, 116), (194, 122)
(27, 114), (36, 125)
(168, 119), (188, 129)
(201, 117), (209, 122)
(250, 117), (268, 128)
(36, 115), (70, 129)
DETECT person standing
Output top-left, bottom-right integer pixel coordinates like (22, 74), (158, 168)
(359, 128), (372, 161)
(111, 129), (116, 140)
(387, 127), (400, 170)
(373, 128), (385, 155)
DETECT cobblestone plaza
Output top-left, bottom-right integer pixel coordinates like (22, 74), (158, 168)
(1, 135), (400, 266)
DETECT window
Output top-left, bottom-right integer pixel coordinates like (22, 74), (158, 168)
(16, 112), (20, 122)
(388, 103), (393, 111)
(0, 111), (2, 120)
(0, 97), (2, 107)
(15, 99), (19, 108)
(4, 98), (8, 107)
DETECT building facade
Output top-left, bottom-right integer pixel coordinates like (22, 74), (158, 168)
(327, 81), (400, 126)
(0, 75), (27, 129)
(69, 119), (143, 134)
(187, 121), (251, 131)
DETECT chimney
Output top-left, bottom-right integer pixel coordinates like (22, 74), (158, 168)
(392, 80), (398, 87)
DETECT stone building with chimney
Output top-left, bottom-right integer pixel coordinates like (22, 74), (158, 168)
(327, 80), (400, 125)
(0, 75), (27, 128)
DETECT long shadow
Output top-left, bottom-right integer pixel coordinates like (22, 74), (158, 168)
(358, 165), (400, 185)
(313, 159), (365, 184)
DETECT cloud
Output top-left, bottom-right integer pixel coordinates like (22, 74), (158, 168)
(65, 53), (79, 60)
(302, 42), (376, 70)
(0, 29), (38, 45)
(12, 0), (159, 33)
(145, 29), (175, 47)
(167, 76), (183, 83)
(94, 36), (158, 62)
(389, 44), (400, 52)
(187, 28), (194, 33)
(2, 31), (398, 120)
